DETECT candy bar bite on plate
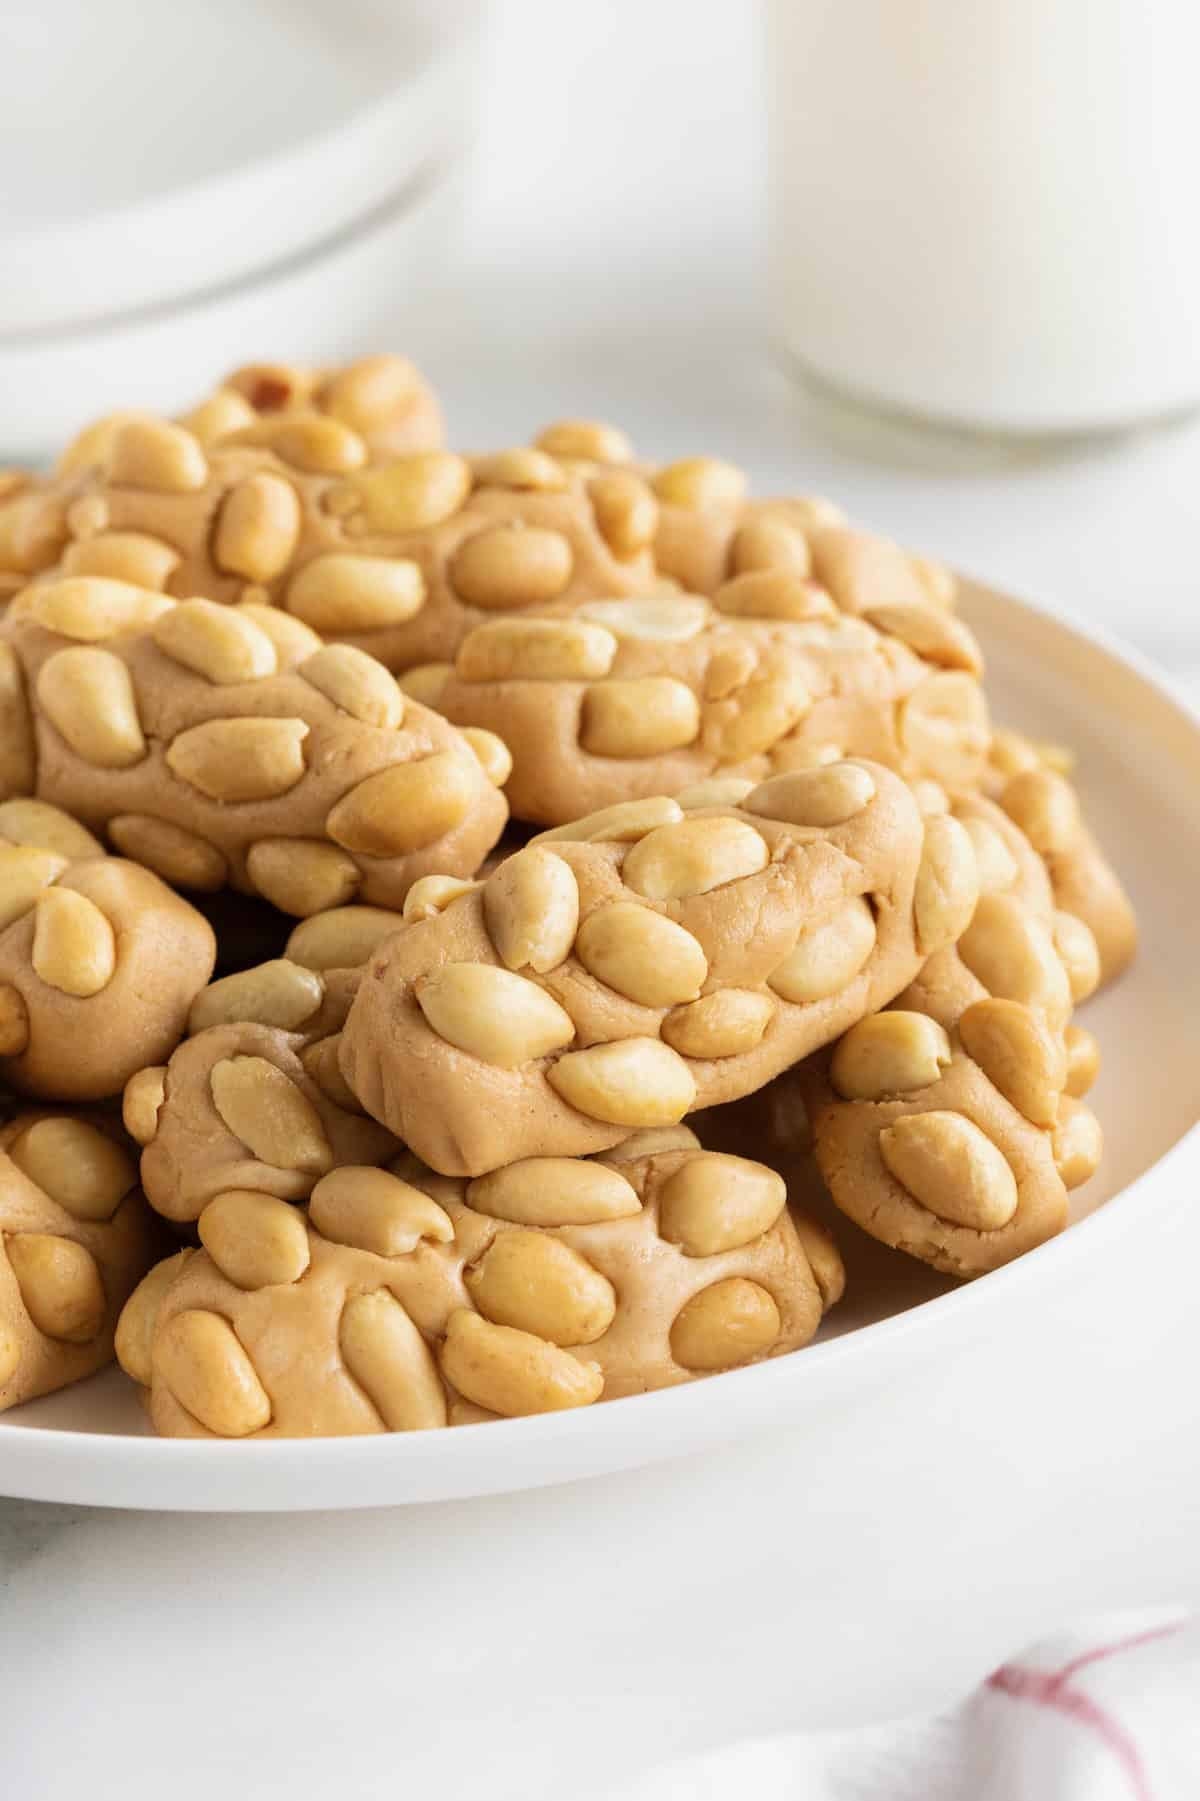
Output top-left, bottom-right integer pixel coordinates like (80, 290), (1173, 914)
(0, 798), (215, 1100)
(339, 763), (978, 1175)
(0, 1112), (163, 1412)
(0, 578), (508, 915)
(435, 587), (989, 825)
(116, 1131), (843, 1438)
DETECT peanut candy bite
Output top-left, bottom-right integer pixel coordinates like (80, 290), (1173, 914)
(116, 1131), (842, 1437)
(29, 418), (660, 674)
(0, 578), (508, 914)
(788, 795), (1103, 1276)
(340, 762), (978, 1175)
(436, 587), (989, 824)
(0, 1112), (163, 1411)
(0, 798), (215, 1100)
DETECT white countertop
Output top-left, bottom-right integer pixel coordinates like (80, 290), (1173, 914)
(4, 6), (1200, 1795)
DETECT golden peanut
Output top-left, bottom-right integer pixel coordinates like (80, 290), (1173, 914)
(898, 671), (990, 786)
(9, 1117), (136, 1221)
(300, 1035), (360, 1111)
(959, 997), (1066, 1128)
(198, 1191), (311, 1290)
(1001, 769), (1082, 857)
(603, 1125), (702, 1162)
(879, 1112), (1018, 1229)
(960, 815), (1018, 892)
(0, 799), (103, 859)
(0, 984), (29, 1056)
(658, 1153), (786, 1256)
(462, 727), (513, 788)
(213, 473), (302, 582)
(768, 897), (877, 1003)
(153, 597), (278, 686)
(30, 576), (173, 641)
(107, 419), (207, 492)
(166, 716), (308, 801)
(235, 601), (323, 668)
(0, 642), (36, 798)
(793, 1214), (844, 1308)
(576, 901), (708, 1007)
(914, 813), (980, 954)
(548, 1037), (696, 1126)
(319, 352), (421, 430)
(662, 988), (774, 1058)
(451, 526), (574, 610)
(958, 893), (1071, 1025)
(246, 838), (360, 917)
(0, 845), (66, 930)
(114, 1248), (192, 1386)
(55, 410), (156, 477)
(402, 874), (479, 923)
(675, 776), (756, 810)
(252, 416), (366, 474)
(37, 646), (146, 768)
(730, 518), (813, 579)
(535, 418), (633, 463)
(179, 389), (258, 445)
(653, 457), (747, 510)
(1053, 1101), (1103, 1189)
(286, 554), (426, 632)
(467, 1157), (640, 1226)
(349, 453), (471, 530)
(326, 751), (476, 857)
(746, 763), (876, 828)
(670, 1277), (780, 1370)
(485, 846), (579, 973)
(285, 906), (403, 971)
(587, 470), (658, 557)
(716, 570), (835, 623)
(472, 448), (567, 491)
(309, 1166), (453, 1256)
(580, 676), (701, 758)
(578, 594), (710, 642)
(466, 1231), (616, 1346)
(188, 960), (324, 1036)
(538, 796), (683, 846)
(0, 489), (68, 572)
(156, 1309), (272, 1436)
(63, 530), (182, 590)
(32, 887), (116, 996)
(417, 963), (575, 1067)
(439, 1308), (603, 1415)
(209, 1055), (333, 1174)
(396, 662), (452, 707)
(989, 729), (1041, 782)
(123, 1065), (167, 1146)
(1053, 910), (1102, 1005)
(108, 816), (228, 892)
(913, 555), (957, 608)
(457, 617), (618, 683)
(299, 644), (404, 729)
(864, 604), (983, 674)
(831, 1011), (952, 1100)
(1064, 1023), (1100, 1098)
(339, 1290), (447, 1431)
(912, 778), (949, 815)
(706, 666), (813, 763)
(622, 816), (768, 900)
(224, 361), (313, 410)
(7, 1234), (106, 1342)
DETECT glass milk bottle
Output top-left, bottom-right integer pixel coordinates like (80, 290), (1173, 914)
(767, 0), (1200, 439)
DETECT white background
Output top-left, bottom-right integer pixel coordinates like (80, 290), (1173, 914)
(3, 5), (1200, 1796)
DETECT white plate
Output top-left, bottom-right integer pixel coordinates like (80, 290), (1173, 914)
(0, 578), (1195, 1510)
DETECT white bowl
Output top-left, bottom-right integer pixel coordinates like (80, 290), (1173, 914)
(0, 578), (1193, 1511)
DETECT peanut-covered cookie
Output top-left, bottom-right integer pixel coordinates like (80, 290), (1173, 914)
(0, 1112), (163, 1411)
(116, 1131), (843, 1436)
(340, 764), (977, 1174)
(0, 578), (509, 914)
(436, 587), (989, 823)
(0, 797), (215, 1100)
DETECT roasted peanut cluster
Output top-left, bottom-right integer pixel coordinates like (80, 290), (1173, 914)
(0, 360), (1136, 1437)
(0, 1112), (163, 1412)
(116, 1131), (843, 1437)
(0, 577), (509, 914)
(434, 587), (989, 824)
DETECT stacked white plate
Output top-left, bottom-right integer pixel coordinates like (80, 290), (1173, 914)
(0, 0), (482, 455)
